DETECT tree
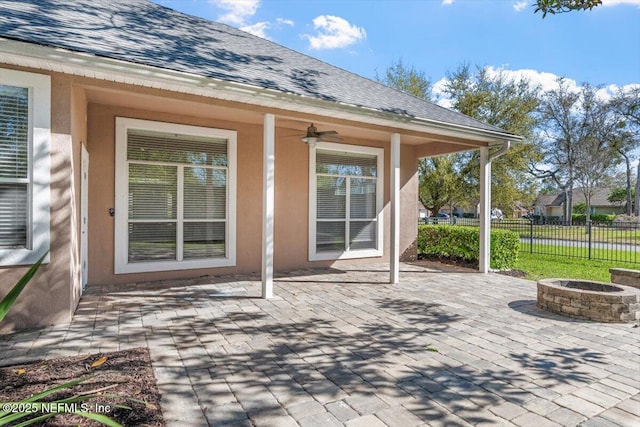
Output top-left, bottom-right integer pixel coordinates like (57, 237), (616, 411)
(535, 78), (581, 221)
(442, 64), (542, 213)
(537, 80), (621, 223)
(608, 187), (636, 211)
(573, 202), (587, 214)
(377, 60), (467, 216)
(636, 163), (640, 216)
(418, 155), (465, 216)
(572, 84), (620, 223)
(609, 87), (640, 215)
(535, 0), (602, 18)
(375, 59), (432, 100)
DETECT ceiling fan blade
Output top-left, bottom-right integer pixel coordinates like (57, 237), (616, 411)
(320, 134), (343, 142)
(318, 130), (338, 135)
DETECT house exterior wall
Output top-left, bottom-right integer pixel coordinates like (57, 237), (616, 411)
(0, 66), (421, 331)
(593, 206), (624, 215)
(400, 145), (418, 261)
(0, 71), (83, 332)
(86, 101), (418, 284)
(87, 103), (265, 284)
(545, 206), (564, 218)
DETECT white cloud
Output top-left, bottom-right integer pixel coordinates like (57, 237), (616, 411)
(276, 18), (295, 26)
(433, 67), (639, 107)
(601, 0), (640, 6)
(486, 67), (574, 93)
(442, 0), (454, 5)
(208, 0), (293, 39)
(304, 15), (366, 50)
(513, 1), (528, 11)
(240, 22), (270, 38)
(209, 0), (260, 25)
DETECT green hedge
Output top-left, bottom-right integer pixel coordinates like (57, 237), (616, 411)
(417, 225), (520, 270)
(571, 214), (615, 223)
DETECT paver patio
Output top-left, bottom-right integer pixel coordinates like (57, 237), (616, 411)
(1, 262), (639, 426)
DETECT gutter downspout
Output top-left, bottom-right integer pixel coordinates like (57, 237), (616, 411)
(489, 141), (511, 162)
(479, 141), (511, 273)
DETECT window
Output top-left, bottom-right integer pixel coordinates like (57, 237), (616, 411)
(0, 69), (50, 266)
(309, 142), (383, 261)
(114, 118), (236, 273)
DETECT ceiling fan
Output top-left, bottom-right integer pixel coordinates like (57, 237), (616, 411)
(301, 123), (343, 146)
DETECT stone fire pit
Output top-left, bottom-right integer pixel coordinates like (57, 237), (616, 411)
(537, 278), (640, 322)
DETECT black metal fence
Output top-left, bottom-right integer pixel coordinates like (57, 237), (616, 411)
(420, 217), (640, 265)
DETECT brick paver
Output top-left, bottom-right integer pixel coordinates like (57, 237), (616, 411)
(2, 262), (639, 426)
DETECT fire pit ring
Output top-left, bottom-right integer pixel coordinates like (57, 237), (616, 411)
(537, 278), (640, 323)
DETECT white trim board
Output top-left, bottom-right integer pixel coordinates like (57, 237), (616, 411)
(308, 142), (384, 261)
(0, 68), (50, 266)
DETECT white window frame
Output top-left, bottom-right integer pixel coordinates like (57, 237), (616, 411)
(114, 117), (236, 274)
(309, 142), (384, 261)
(0, 69), (50, 267)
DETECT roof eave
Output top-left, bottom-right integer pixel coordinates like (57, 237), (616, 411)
(0, 38), (521, 144)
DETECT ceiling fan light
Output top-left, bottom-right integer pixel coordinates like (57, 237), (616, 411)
(301, 135), (320, 146)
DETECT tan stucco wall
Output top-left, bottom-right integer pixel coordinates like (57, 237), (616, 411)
(1, 66), (422, 330)
(86, 102), (419, 284)
(0, 71), (82, 332)
(546, 206), (564, 218)
(87, 104), (263, 284)
(400, 145), (418, 261)
(70, 85), (87, 309)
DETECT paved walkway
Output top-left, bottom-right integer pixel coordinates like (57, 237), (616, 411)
(1, 262), (639, 426)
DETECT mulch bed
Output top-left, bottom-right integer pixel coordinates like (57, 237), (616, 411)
(417, 254), (527, 278)
(0, 347), (164, 426)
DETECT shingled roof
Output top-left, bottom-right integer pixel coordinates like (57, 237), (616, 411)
(0, 0), (514, 137)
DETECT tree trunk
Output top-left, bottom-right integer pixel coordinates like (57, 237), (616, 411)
(567, 187), (574, 224)
(618, 149), (632, 216)
(585, 194), (591, 234)
(635, 162), (640, 216)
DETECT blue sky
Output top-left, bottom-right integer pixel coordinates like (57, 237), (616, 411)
(153, 0), (640, 96)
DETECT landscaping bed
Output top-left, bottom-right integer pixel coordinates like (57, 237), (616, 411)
(0, 347), (164, 426)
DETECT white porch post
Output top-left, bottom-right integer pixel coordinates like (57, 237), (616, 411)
(390, 133), (401, 284)
(262, 113), (275, 298)
(479, 146), (491, 273)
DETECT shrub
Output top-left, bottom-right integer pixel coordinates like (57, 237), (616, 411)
(612, 214), (640, 224)
(573, 202), (587, 214)
(571, 214), (615, 223)
(417, 225), (519, 270)
(612, 214), (640, 230)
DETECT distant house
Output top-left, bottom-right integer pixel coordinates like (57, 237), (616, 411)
(511, 201), (529, 218)
(534, 188), (624, 219)
(533, 194), (563, 218)
(418, 202), (430, 219)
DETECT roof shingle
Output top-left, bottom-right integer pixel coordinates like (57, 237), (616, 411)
(0, 0), (514, 135)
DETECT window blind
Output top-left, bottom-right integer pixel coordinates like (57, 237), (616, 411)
(127, 129), (227, 166)
(0, 85), (29, 249)
(126, 128), (228, 263)
(315, 149), (379, 254)
(316, 150), (377, 177)
(0, 184), (27, 249)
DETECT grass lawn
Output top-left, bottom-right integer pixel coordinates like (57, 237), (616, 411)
(514, 251), (637, 282)
(525, 243), (639, 264)
(497, 223), (640, 244)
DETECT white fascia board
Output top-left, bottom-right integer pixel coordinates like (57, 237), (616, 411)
(0, 38), (519, 143)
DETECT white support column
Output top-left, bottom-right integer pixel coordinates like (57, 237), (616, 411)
(390, 133), (401, 284)
(262, 113), (275, 298)
(479, 146), (491, 273)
